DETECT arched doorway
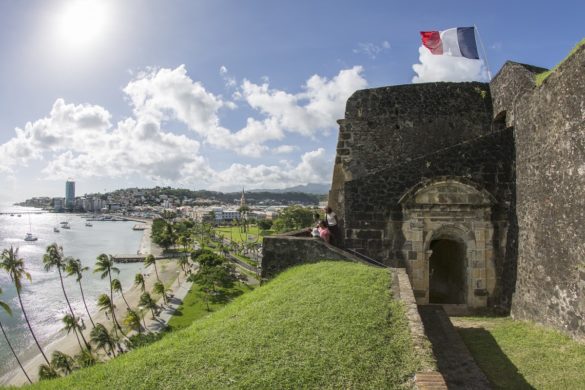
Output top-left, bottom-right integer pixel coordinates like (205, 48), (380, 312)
(429, 239), (466, 304)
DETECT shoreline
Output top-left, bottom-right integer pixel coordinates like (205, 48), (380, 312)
(2, 221), (185, 387)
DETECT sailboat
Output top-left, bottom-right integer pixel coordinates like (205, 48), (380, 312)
(24, 215), (38, 241)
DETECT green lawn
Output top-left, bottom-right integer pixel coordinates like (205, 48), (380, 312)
(214, 225), (267, 243)
(31, 261), (420, 389)
(167, 282), (254, 331)
(455, 317), (585, 389)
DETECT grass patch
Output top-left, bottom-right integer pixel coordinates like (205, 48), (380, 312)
(167, 282), (254, 331)
(214, 225), (266, 243)
(231, 252), (258, 267)
(455, 317), (585, 389)
(32, 262), (420, 389)
(535, 37), (585, 86)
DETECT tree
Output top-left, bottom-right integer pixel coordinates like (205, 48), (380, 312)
(134, 273), (146, 293)
(152, 281), (168, 305)
(272, 205), (315, 232)
(123, 309), (142, 334)
(38, 363), (59, 380)
(90, 323), (116, 357)
(257, 219), (273, 231)
(44, 243), (91, 350)
(94, 254), (121, 335)
(65, 257), (95, 328)
(74, 348), (96, 368)
(139, 292), (157, 319)
(0, 246), (51, 366)
(51, 350), (75, 376)
(96, 294), (123, 336)
(143, 254), (160, 282)
(111, 279), (131, 309)
(62, 313), (85, 352)
(0, 287), (32, 384)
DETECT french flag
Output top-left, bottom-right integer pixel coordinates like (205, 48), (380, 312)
(420, 27), (479, 59)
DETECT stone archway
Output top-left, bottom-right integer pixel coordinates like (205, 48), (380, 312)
(399, 178), (496, 308)
(429, 238), (466, 304)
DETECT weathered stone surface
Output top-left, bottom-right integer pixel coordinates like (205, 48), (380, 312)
(492, 45), (585, 337)
(260, 233), (365, 279)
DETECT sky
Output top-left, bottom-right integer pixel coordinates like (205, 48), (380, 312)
(0, 0), (583, 202)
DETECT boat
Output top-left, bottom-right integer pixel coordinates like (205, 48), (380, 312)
(24, 215), (38, 241)
(60, 221), (68, 225)
(85, 222), (93, 227)
(53, 227), (60, 233)
(61, 222), (71, 229)
(17, 214), (21, 217)
(24, 233), (38, 241)
(10, 213), (14, 216)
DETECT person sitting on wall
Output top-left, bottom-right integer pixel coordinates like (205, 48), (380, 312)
(325, 206), (339, 245)
(311, 225), (320, 238)
(318, 220), (331, 244)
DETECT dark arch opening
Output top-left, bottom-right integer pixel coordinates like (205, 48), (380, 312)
(429, 239), (466, 304)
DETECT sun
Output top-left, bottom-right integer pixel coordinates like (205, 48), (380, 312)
(55, 0), (109, 48)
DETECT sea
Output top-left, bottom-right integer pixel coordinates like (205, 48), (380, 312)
(0, 204), (145, 381)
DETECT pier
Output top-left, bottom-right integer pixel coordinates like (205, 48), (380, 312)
(112, 254), (164, 263)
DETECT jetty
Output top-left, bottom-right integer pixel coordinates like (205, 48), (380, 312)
(112, 254), (163, 263)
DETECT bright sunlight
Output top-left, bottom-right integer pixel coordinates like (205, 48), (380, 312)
(55, 0), (109, 48)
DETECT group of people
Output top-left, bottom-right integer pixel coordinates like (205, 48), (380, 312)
(312, 206), (339, 245)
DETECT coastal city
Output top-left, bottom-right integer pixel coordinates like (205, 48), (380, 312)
(16, 179), (327, 224)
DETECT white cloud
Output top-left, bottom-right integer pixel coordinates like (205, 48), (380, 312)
(272, 144), (297, 154)
(353, 41), (391, 59)
(0, 65), (360, 190)
(412, 46), (489, 83)
(219, 65), (237, 88)
(213, 148), (331, 190)
(240, 66), (367, 137)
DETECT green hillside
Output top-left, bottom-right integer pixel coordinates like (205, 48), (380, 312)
(30, 262), (420, 389)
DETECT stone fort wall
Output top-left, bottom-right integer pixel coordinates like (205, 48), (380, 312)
(492, 46), (585, 336)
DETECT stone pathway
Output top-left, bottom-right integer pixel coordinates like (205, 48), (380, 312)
(147, 279), (194, 332)
(417, 305), (491, 390)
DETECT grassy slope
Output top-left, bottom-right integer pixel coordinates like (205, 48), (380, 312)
(32, 262), (419, 389)
(535, 37), (585, 86)
(167, 282), (254, 331)
(456, 317), (585, 389)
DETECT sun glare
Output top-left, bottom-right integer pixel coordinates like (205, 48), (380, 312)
(56, 0), (109, 47)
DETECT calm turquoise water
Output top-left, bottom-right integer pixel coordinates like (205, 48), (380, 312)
(0, 205), (145, 380)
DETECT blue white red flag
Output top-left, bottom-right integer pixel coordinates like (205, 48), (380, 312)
(420, 27), (479, 59)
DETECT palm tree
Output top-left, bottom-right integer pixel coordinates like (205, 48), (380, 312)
(143, 254), (160, 281)
(0, 287), (32, 384)
(43, 244), (91, 350)
(62, 313), (85, 351)
(134, 273), (146, 293)
(0, 246), (51, 366)
(94, 254), (120, 334)
(179, 256), (190, 275)
(74, 348), (97, 368)
(38, 363), (59, 380)
(123, 309), (142, 334)
(90, 323), (116, 357)
(139, 292), (157, 319)
(96, 294), (123, 336)
(51, 350), (74, 376)
(153, 281), (168, 305)
(65, 257), (95, 328)
(111, 279), (130, 309)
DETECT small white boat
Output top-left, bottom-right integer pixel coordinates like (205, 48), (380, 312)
(85, 222), (93, 227)
(53, 227), (60, 233)
(24, 233), (38, 241)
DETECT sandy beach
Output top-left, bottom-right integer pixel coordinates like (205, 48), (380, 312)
(4, 221), (187, 386)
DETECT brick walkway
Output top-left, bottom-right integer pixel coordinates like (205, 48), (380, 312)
(418, 305), (491, 389)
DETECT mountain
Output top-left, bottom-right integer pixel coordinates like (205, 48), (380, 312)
(249, 183), (330, 195)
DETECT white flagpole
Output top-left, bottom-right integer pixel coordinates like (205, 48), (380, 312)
(474, 24), (492, 81)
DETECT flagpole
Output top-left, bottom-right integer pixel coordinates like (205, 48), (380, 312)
(474, 24), (492, 81)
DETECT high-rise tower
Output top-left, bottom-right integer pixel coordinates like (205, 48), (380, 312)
(65, 179), (75, 210)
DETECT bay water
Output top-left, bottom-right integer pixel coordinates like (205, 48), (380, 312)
(0, 205), (145, 381)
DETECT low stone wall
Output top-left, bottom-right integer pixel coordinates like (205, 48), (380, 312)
(260, 232), (365, 279)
